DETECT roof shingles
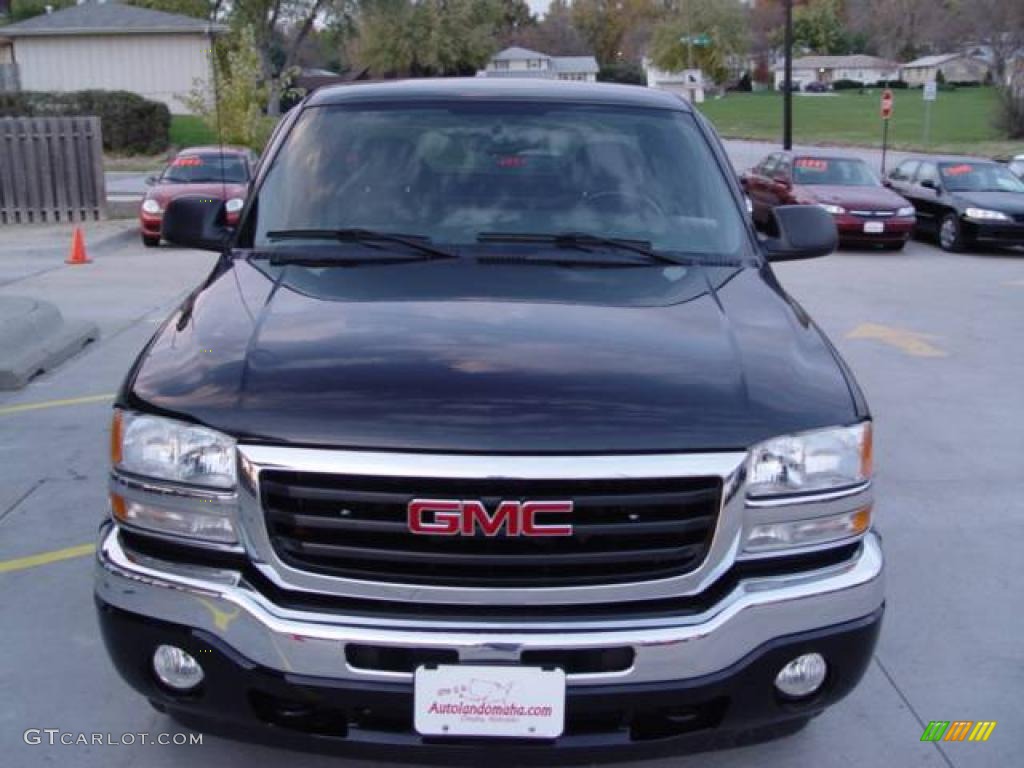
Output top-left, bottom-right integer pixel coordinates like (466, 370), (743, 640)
(0, 1), (225, 37)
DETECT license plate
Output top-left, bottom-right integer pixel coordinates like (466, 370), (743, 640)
(863, 221), (885, 233)
(414, 665), (566, 740)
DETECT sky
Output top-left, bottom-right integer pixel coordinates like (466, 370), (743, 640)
(528, 0), (552, 16)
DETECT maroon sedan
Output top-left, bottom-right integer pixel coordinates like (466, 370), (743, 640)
(139, 146), (258, 247)
(741, 152), (917, 250)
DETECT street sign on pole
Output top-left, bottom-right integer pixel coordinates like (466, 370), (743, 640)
(880, 89), (894, 120)
(880, 89), (893, 176)
(923, 81), (936, 146)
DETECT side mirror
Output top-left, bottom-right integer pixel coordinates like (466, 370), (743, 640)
(161, 196), (232, 252)
(882, 178), (894, 188)
(144, 174), (159, 186)
(921, 179), (940, 191)
(764, 205), (837, 262)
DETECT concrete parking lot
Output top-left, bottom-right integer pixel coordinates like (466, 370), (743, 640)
(1, 213), (1022, 768)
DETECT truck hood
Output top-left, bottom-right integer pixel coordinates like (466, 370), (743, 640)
(125, 258), (863, 453)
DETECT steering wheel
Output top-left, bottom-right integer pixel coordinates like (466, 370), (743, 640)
(585, 189), (665, 217)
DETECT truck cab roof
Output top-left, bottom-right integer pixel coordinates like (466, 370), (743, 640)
(306, 77), (694, 112)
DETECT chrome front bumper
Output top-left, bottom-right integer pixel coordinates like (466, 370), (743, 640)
(96, 525), (884, 687)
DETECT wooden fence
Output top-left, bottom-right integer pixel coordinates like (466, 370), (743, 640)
(0, 116), (107, 225)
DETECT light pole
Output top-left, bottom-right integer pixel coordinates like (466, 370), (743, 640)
(783, 0), (793, 150)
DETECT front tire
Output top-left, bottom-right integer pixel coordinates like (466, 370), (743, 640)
(142, 235), (160, 248)
(939, 213), (966, 252)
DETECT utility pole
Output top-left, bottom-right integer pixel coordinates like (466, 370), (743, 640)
(783, 0), (793, 150)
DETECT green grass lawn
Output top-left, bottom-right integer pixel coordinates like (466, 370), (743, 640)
(169, 115), (218, 148)
(698, 87), (1023, 158)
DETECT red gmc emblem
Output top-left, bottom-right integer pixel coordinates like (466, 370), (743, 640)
(408, 499), (573, 537)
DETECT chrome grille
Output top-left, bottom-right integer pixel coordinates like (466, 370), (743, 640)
(261, 472), (722, 588)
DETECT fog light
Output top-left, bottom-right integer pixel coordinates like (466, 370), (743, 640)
(152, 645), (204, 691)
(774, 653), (827, 698)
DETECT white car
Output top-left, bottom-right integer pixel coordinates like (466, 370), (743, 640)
(1009, 155), (1024, 180)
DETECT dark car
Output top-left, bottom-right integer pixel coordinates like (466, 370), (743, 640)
(97, 79), (882, 762)
(742, 152), (916, 250)
(139, 146), (258, 247)
(886, 157), (1024, 251)
(804, 81), (830, 93)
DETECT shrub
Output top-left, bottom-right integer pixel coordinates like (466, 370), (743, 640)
(0, 90), (170, 153)
(872, 80), (908, 89)
(730, 72), (753, 92)
(995, 87), (1024, 139)
(831, 79), (865, 90)
(597, 62), (647, 86)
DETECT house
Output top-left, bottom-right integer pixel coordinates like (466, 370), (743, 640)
(477, 47), (599, 82)
(901, 53), (990, 86)
(0, 0), (226, 113)
(772, 55), (901, 90)
(643, 60), (705, 103)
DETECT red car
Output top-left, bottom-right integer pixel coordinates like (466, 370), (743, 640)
(741, 152), (916, 250)
(139, 146), (258, 247)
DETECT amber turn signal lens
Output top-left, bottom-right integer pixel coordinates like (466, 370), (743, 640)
(110, 492), (127, 522)
(861, 422), (874, 479)
(110, 409), (123, 467)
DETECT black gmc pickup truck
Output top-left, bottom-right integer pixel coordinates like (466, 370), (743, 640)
(96, 79), (883, 762)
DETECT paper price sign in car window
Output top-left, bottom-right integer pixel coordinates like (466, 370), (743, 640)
(942, 164), (974, 176)
(795, 159), (828, 172)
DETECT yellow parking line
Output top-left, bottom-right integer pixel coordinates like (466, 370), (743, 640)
(0, 543), (95, 574)
(0, 393), (114, 416)
(847, 323), (947, 358)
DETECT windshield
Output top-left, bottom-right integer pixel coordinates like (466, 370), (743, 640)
(247, 102), (750, 261)
(163, 154), (248, 184)
(793, 157), (878, 186)
(939, 162), (1024, 193)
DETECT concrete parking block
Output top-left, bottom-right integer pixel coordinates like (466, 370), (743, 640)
(0, 296), (99, 390)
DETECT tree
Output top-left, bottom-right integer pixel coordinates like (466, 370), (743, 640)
(507, 0), (588, 55)
(571, 0), (657, 66)
(183, 25), (272, 148)
(7, 0), (74, 23)
(955, 0), (1024, 86)
(648, 0), (749, 84)
(232, 0), (334, 116)
(793, 0), (847, 54)
(358, 0), (503, 77)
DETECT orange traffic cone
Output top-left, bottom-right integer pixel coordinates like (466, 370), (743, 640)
(66, 226), (92, 265)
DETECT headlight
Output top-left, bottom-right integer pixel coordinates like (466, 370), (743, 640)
(818, 203), (845, 215)
(747, 423), (872, 498)
(225, 197), (245, 214)
(112, 410), (236, 489)
(964, 207), (1009, 221)
(896, 206), (916, 217)
(141, 199), (162, 215)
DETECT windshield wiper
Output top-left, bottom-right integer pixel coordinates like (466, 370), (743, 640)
(262, 228), (458, 263)
(477, 232), (694, 266)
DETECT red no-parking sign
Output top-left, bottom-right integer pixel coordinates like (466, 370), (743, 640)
(881, 89), (894, 120)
